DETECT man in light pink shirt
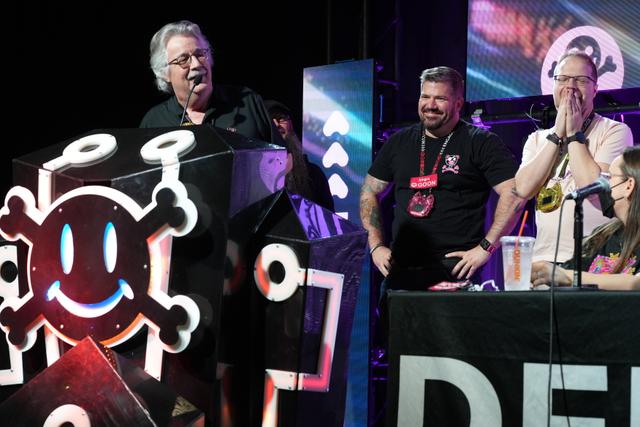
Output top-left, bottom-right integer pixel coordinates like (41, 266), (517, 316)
(516, 50), (633, 263)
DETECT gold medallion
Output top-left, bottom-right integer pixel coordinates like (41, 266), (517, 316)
(536, 182), (563, 212)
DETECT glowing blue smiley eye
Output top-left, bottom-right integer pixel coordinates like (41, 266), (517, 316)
(60, 224), (74, 274)
(103, 222), (117, 273)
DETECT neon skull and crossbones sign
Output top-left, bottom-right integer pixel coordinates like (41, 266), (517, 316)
(0, 181), (199, 352)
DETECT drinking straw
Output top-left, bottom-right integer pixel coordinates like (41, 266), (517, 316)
(517, 210), (529, 237)
(513, 210), (529, 280)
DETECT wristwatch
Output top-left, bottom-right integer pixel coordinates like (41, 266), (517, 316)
(480, 238), (497, 254)
(546, 132), (562, 145)
(565, 131), (586, 144)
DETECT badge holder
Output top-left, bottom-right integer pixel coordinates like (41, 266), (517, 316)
(407, 130), (454, 218)
(407, 191), (434, 217)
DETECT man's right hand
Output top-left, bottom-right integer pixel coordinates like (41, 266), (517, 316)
(372, 246), (393, 277)
(554, 95), (567, 138)
(360, 174), (392, 276)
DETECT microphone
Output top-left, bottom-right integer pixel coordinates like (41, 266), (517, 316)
(192, 73), (203, 86)
(179, 73), (204, 125)
(565, 177), (610, 200)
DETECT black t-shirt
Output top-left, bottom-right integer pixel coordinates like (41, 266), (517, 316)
(305, 157), (335, 212)
(564, 227), (640, 274)
(368, 121), (517, 269)
(140, 84), (285, 147)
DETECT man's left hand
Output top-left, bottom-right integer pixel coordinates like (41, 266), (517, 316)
(565, 89), (584, 137)
(446, 245), (491, 280)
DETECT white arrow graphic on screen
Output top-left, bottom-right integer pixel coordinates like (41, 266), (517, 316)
(323, 142), (349, 168)
(322, 111), (350, 137)
(328, 173), (349, 199)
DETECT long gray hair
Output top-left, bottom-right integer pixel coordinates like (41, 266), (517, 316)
(149, 20), (213, 93)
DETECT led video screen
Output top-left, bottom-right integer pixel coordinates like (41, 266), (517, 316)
(466, 0), (640, 101)
(302, 59), (375, 427)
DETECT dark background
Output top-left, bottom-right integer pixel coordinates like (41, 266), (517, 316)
(5, 0), (471, 196)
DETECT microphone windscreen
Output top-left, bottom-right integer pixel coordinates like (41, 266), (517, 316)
(597, 176), (611, 192)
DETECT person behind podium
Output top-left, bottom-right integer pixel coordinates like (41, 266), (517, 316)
(140, 20), (284, 147)
(515, 50), (633, 264)
(531, 146), (640, 290)
(265, 99), (335, 212)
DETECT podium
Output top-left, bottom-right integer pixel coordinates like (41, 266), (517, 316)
(0, 125), (367, 426)
(220, 190), (366, 426)
(0, 125), (286, 421)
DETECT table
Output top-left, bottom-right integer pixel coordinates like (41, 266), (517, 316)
(386, 290), (640, 426)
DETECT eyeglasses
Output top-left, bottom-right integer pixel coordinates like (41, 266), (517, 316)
(168, 48), (210, 69)
(602, 173), (629, 191)
(553, 75), (595, 87)
(602, 172), (627, 181)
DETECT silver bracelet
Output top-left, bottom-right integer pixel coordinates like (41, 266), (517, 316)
(370, 243), (384, 255)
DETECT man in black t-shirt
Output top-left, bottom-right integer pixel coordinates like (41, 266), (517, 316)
(360, 66), (525, 290)
(140, 20), (284, 148)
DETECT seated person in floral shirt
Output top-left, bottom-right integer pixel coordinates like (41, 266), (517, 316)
(531, 146), (640, 290)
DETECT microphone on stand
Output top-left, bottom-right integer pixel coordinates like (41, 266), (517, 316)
(565, 177), (610, 200)
(566, 176), (610, 288)
(179, 73), (204, 126)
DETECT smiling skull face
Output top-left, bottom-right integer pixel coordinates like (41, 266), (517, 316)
(0, 183), (199, 351)
(31, 194), (152, 341)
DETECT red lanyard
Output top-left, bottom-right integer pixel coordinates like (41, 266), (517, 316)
(418, 130), (454, 176)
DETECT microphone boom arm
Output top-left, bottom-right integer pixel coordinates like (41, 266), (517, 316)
(179, 74), (204, 126)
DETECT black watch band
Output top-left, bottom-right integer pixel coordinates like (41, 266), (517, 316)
(480, 238), (497, 254)
(546, 132), (562, 145)
(565, 131), (586, 144)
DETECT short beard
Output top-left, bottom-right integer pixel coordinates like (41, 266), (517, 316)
(422, 114), (446, 131)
